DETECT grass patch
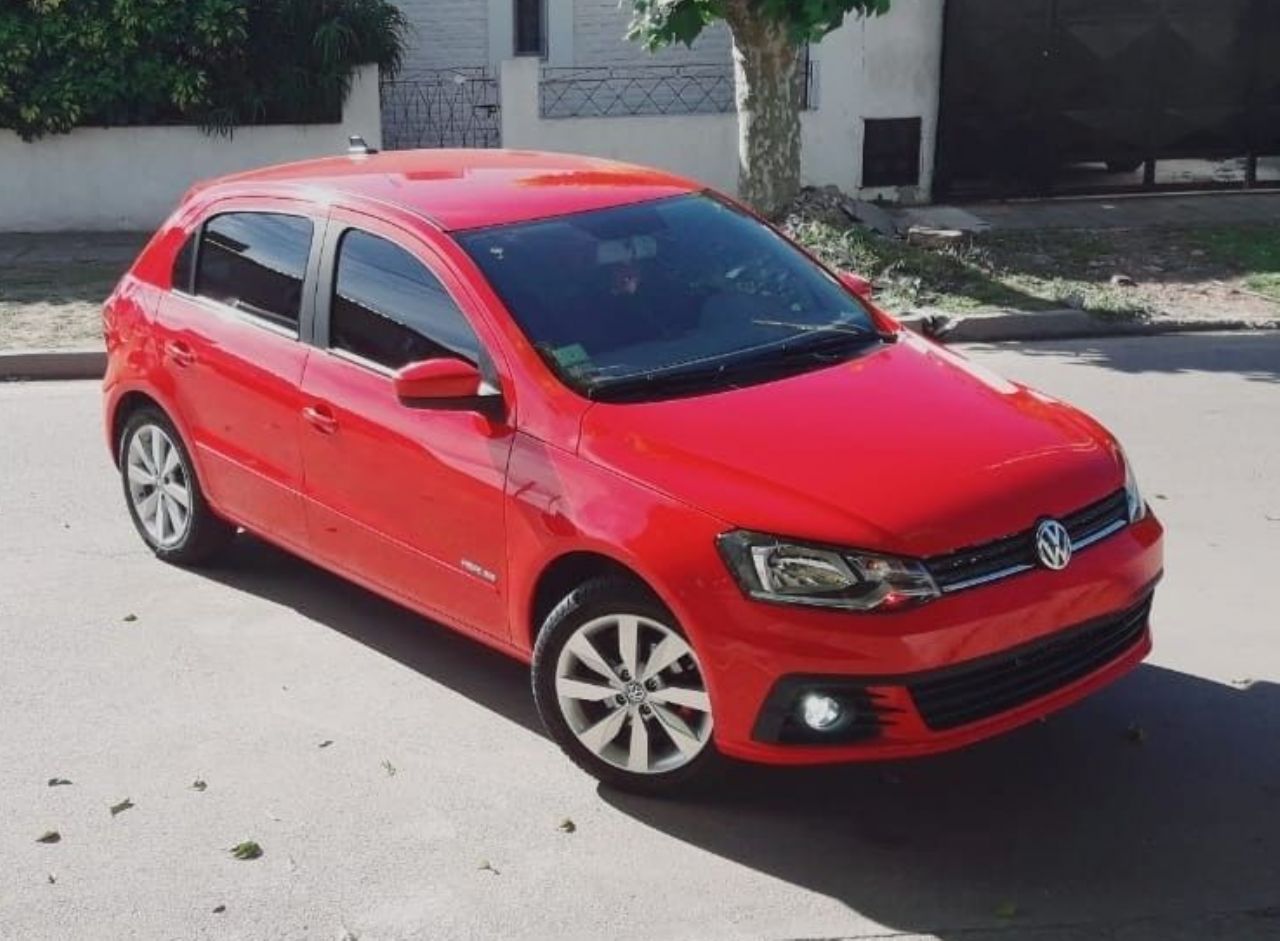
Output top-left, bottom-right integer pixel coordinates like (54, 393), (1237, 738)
(1187, 224), (1280, 302)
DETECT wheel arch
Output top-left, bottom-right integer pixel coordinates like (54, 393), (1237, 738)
(526, 551), (661, 650)
(110, 390), (167, 465)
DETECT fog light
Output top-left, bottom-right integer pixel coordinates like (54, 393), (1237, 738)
(800, 693), (844, 731)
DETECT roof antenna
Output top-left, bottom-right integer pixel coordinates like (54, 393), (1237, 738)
(347, 134), (378, 156)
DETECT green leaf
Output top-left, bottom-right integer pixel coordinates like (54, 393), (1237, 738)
(230, 840), (263, 860)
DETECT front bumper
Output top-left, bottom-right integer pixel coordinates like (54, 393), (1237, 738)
(670, 513), (1163, 765)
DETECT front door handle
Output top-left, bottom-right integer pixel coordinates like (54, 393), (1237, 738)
(166, 340), (195, 367)
(301, 403), (339, 435)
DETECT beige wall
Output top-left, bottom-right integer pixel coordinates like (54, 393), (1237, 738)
(0, 66), (381, 233)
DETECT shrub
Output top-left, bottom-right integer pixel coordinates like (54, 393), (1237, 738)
(0, 0), (408, 140)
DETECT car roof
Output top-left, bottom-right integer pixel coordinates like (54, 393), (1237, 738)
(199, 149), (703, 231)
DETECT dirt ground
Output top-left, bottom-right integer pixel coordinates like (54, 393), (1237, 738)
(0, 262), (120, 349)
(783, 191), (1280, 325)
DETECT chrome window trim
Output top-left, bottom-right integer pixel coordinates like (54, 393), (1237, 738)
(176, 290), (301, 340)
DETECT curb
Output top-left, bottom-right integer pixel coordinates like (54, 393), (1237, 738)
(0, 349), (106, 381)
(899, 309), (1280, 344)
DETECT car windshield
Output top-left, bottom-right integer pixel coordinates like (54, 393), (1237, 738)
(456, 194), (883, 401)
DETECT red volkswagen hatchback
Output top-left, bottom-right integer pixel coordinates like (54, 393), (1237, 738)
(103, 149), (1163, 794)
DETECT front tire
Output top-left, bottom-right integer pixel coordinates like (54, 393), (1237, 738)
(532, 577), (722, 796)
(119, 407), (233, 566)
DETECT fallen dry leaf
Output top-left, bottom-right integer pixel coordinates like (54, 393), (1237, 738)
(109, 798), (134, 817)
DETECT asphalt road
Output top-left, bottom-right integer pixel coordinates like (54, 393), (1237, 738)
(2, 333), (1277, 941)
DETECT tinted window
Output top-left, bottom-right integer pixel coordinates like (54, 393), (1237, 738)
(457, 194), (878, 401)
(172, 232), (196, 293)
(195, 212), (313, 331)
(331, 229), (480, 370)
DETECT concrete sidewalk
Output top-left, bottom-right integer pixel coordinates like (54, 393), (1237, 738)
(893, 191), (1280, 234)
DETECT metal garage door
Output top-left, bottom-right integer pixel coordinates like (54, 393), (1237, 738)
(935, 0), (1280, 198)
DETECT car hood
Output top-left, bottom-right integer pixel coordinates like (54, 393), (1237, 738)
(578, 334), (1123, 557)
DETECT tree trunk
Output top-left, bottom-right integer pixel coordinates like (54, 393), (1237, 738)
(725, 1), (805, 218)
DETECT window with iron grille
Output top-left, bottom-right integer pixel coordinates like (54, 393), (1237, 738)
(514, 0), (546, 57)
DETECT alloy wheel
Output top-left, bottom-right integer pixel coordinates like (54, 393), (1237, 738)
(554, 614), (713, 775)
(126, 424), (192, 548)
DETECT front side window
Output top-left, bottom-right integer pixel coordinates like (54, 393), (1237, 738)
(195, 212), (313, 332)
(331, 229), (480, 370)
(457, 194), (881, 401)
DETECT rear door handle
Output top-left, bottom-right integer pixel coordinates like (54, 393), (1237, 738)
(302, 404), (339, 435)
(166, 340), (195, 367)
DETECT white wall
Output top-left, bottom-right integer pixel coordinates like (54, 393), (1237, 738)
(571, 0), (732, 68)
(502, 58), (741, 192)
(803, 0), (944, 201)
(0, 67), (381, 233)
(396, 0), (489, 72)
(501, 1), (944, 202)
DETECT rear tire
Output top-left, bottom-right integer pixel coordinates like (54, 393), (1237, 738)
(119, 407), (233, 566)
(532, 577), (723, 797)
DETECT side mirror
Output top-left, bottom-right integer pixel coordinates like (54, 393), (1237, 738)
(838, 270), (874, 300)
(394, 358), (502, 414)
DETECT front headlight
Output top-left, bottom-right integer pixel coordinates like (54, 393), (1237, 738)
(717, 531), (939, 612)
(1122, 449), (1147, 522)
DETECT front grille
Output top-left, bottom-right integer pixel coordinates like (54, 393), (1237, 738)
(909, 594), (1152, 731)
(926, 489), (1129, 593)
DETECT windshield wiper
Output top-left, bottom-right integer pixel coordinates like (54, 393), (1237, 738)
(752, 318), (899, 344)
(585, 329), (882, 402)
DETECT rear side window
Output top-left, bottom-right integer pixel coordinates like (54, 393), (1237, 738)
(195, 212), (313, 332)
(330, 229), (480, 370)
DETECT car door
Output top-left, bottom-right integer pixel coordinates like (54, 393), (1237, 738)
(155, 201), (321, 549)
(298, 213), (515, 638)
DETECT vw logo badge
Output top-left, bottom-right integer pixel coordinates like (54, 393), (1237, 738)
(1035, 519), (1073, 571)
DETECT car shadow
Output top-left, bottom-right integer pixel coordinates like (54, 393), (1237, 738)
(200, 534), (542, 735)
(602, 667), (1280, 933)
(200, 535), (1280, 935)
